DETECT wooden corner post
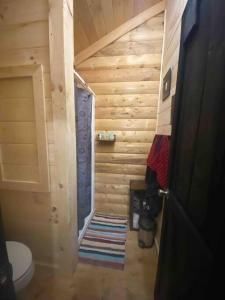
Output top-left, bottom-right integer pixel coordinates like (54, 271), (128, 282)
(49, 0), (78, 273)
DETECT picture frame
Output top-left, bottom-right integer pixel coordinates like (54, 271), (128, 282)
(162, 68), (172, 101)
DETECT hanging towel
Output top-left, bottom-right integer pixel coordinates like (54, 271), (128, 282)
(146, 135), (169, 189)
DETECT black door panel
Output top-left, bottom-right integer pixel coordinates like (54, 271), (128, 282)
(172, 0), (210, 213)
(156, 198), (212, 300)
(155, 0), (225, 299)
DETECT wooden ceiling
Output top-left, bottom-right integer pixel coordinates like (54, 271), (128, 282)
(74, 0), (161, 55)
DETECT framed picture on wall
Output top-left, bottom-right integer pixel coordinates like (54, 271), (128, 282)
(162, 68), (172, 101)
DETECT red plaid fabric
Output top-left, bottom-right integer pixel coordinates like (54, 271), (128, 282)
(147, 135), (169, 189)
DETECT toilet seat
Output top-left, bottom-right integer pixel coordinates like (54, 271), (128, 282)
(6, 241), (34, 292)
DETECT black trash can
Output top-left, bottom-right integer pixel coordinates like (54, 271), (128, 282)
(138, 216), (156, 248)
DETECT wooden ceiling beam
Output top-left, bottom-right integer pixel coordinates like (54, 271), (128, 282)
(75, 1), (165, 66)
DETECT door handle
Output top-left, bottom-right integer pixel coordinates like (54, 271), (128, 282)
(0, 272), (8, 286)
(158, 189), (169, 199)
(0, 263), (12, 287)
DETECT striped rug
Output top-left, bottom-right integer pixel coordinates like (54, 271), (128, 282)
(79, 212), (128, 270)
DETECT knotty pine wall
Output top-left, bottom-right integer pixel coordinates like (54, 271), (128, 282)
(155, 0), (188, 252)
(77, 13), (164, 215)
(0, 0), (58, 267)
(74, 0), (162, 54)
(0, 0), (77, 271)
(156, 0), (188, 135)
(0, 0), (56, 266)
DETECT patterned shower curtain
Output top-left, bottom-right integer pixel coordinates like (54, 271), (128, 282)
(75, 87), (92, 231)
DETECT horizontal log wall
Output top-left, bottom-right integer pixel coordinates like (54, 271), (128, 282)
(77, 13), (164, 215)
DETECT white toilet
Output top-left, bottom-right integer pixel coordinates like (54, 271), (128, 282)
(6, 241), (34, 292)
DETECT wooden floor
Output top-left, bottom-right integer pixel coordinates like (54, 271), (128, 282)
(18, 231), (158, 300)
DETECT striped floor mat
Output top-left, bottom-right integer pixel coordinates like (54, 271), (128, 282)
(79, 212), (128, 270)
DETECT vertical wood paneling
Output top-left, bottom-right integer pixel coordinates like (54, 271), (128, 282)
(155, 0), (188, 253)
(74, 0), (162, 54)
(124, 0), (134, 20)
(86, 0), (106, 37)
(74, 22), (90, 54)
(77, 14), (164, 214)
(113, 0), (124, 27)
(75, 0), (98, 45)
(0, 0), (57, 267)
(156, 0), (187, 136)
(101, 0), (114, 32)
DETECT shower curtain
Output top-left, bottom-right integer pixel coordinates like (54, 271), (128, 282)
(75, 87), (92, 231)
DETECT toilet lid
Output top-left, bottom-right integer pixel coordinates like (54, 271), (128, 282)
(6, 241), (33, 282)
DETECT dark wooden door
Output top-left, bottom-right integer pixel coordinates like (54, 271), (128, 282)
(0, 211), (16, 300)
(154, 0), (225, 299)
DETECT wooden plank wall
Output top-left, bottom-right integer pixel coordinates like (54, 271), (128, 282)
(77, 13), (164, 215)
(0, 0), (57, 267)
(74, 0), (161, 54)
(155, 0), (188, 252)
(49, 0), (78, 273)
(156, 0), (188, 135)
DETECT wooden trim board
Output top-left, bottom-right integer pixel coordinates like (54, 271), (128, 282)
(75, 1), (165, 65)
(0, 65), (50, 192)
(74, 69), (95, 95)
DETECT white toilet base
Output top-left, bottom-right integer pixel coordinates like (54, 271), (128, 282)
(6, 241), (34, 292)
(14, 262), (35, 292)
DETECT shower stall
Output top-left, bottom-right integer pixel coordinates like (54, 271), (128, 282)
(74, 75), (95, 241)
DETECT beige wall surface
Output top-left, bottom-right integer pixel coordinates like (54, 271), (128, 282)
(77, 13), (164, 215)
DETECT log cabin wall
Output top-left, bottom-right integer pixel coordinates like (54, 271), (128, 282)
(0, 0), (77, 272)
(155, 0), (188, 251)
(77, 13), (164, 215)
